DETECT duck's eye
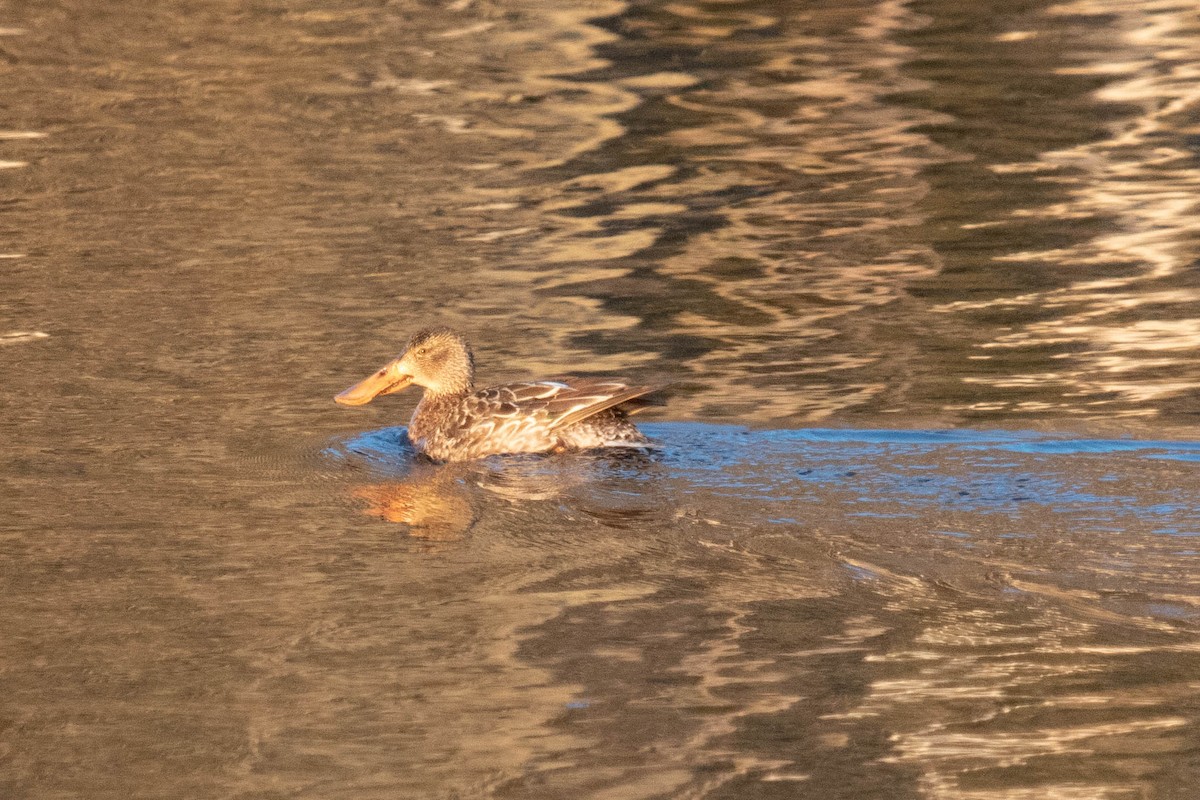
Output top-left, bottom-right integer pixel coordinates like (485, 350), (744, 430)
(416, 347), (427, 356)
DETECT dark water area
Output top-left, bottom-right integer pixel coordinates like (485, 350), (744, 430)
(5, 0), (1200, 797)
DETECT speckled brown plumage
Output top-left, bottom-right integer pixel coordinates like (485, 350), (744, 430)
(335, 328), (663, 461)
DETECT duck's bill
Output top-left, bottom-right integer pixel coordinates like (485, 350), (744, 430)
(334, 365), (413, 406)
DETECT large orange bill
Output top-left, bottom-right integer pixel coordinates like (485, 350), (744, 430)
(335, 362), (413, 406)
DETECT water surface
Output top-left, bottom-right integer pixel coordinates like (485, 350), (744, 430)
(4, 0), (1200, 798)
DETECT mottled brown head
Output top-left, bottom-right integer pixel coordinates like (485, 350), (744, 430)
(335, 327), (476, 406)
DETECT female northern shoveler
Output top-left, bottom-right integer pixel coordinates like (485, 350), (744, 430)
(334, 327), (663, 461)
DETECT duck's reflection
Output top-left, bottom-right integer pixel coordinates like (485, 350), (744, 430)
(346, 447), (665, 540)
(352, 463), (477, 540)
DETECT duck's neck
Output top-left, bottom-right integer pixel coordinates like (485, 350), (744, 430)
(423, 386), (471, 405)
(409, 385), (472, 443)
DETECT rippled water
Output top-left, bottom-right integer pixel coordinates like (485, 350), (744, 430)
(5, 0), (1200, 798)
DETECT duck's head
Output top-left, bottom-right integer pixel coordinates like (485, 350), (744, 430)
(335, 327), (475, 406)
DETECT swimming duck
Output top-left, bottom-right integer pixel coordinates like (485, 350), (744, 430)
(335, 327), (663, 461)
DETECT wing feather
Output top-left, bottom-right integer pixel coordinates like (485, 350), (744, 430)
(465, 379), (663, 431)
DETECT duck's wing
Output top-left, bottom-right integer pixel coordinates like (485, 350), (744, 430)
(471, 380), (662, 429)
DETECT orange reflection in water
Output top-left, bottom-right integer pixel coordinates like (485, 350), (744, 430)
(351, 468), (476, 540)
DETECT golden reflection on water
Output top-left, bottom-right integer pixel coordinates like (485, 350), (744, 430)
(415, 0), (960, 421)
(835, 581), (1195, 799)
(264, 0), (1200, 425)
(937, 0), (1200, 416)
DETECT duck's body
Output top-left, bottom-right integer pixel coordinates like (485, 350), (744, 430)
(407, 379), (655, 461)
(335, 328), (661, 461)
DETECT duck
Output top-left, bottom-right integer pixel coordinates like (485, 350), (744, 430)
(334, 327), (664, 461)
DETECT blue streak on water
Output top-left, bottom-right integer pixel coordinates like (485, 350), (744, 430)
(324, 426), (416, 474)
(981, 439), (1200, 455)
(847, 512), (919, 519)
(1148, 452), (1200, 462)
(1146, 604), (1198, 620)
(325, 423), (1200, 523)
(1154, 528), (1200, 538)
(844, 564), (880, 582)
(639, 423), (1200, 454)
